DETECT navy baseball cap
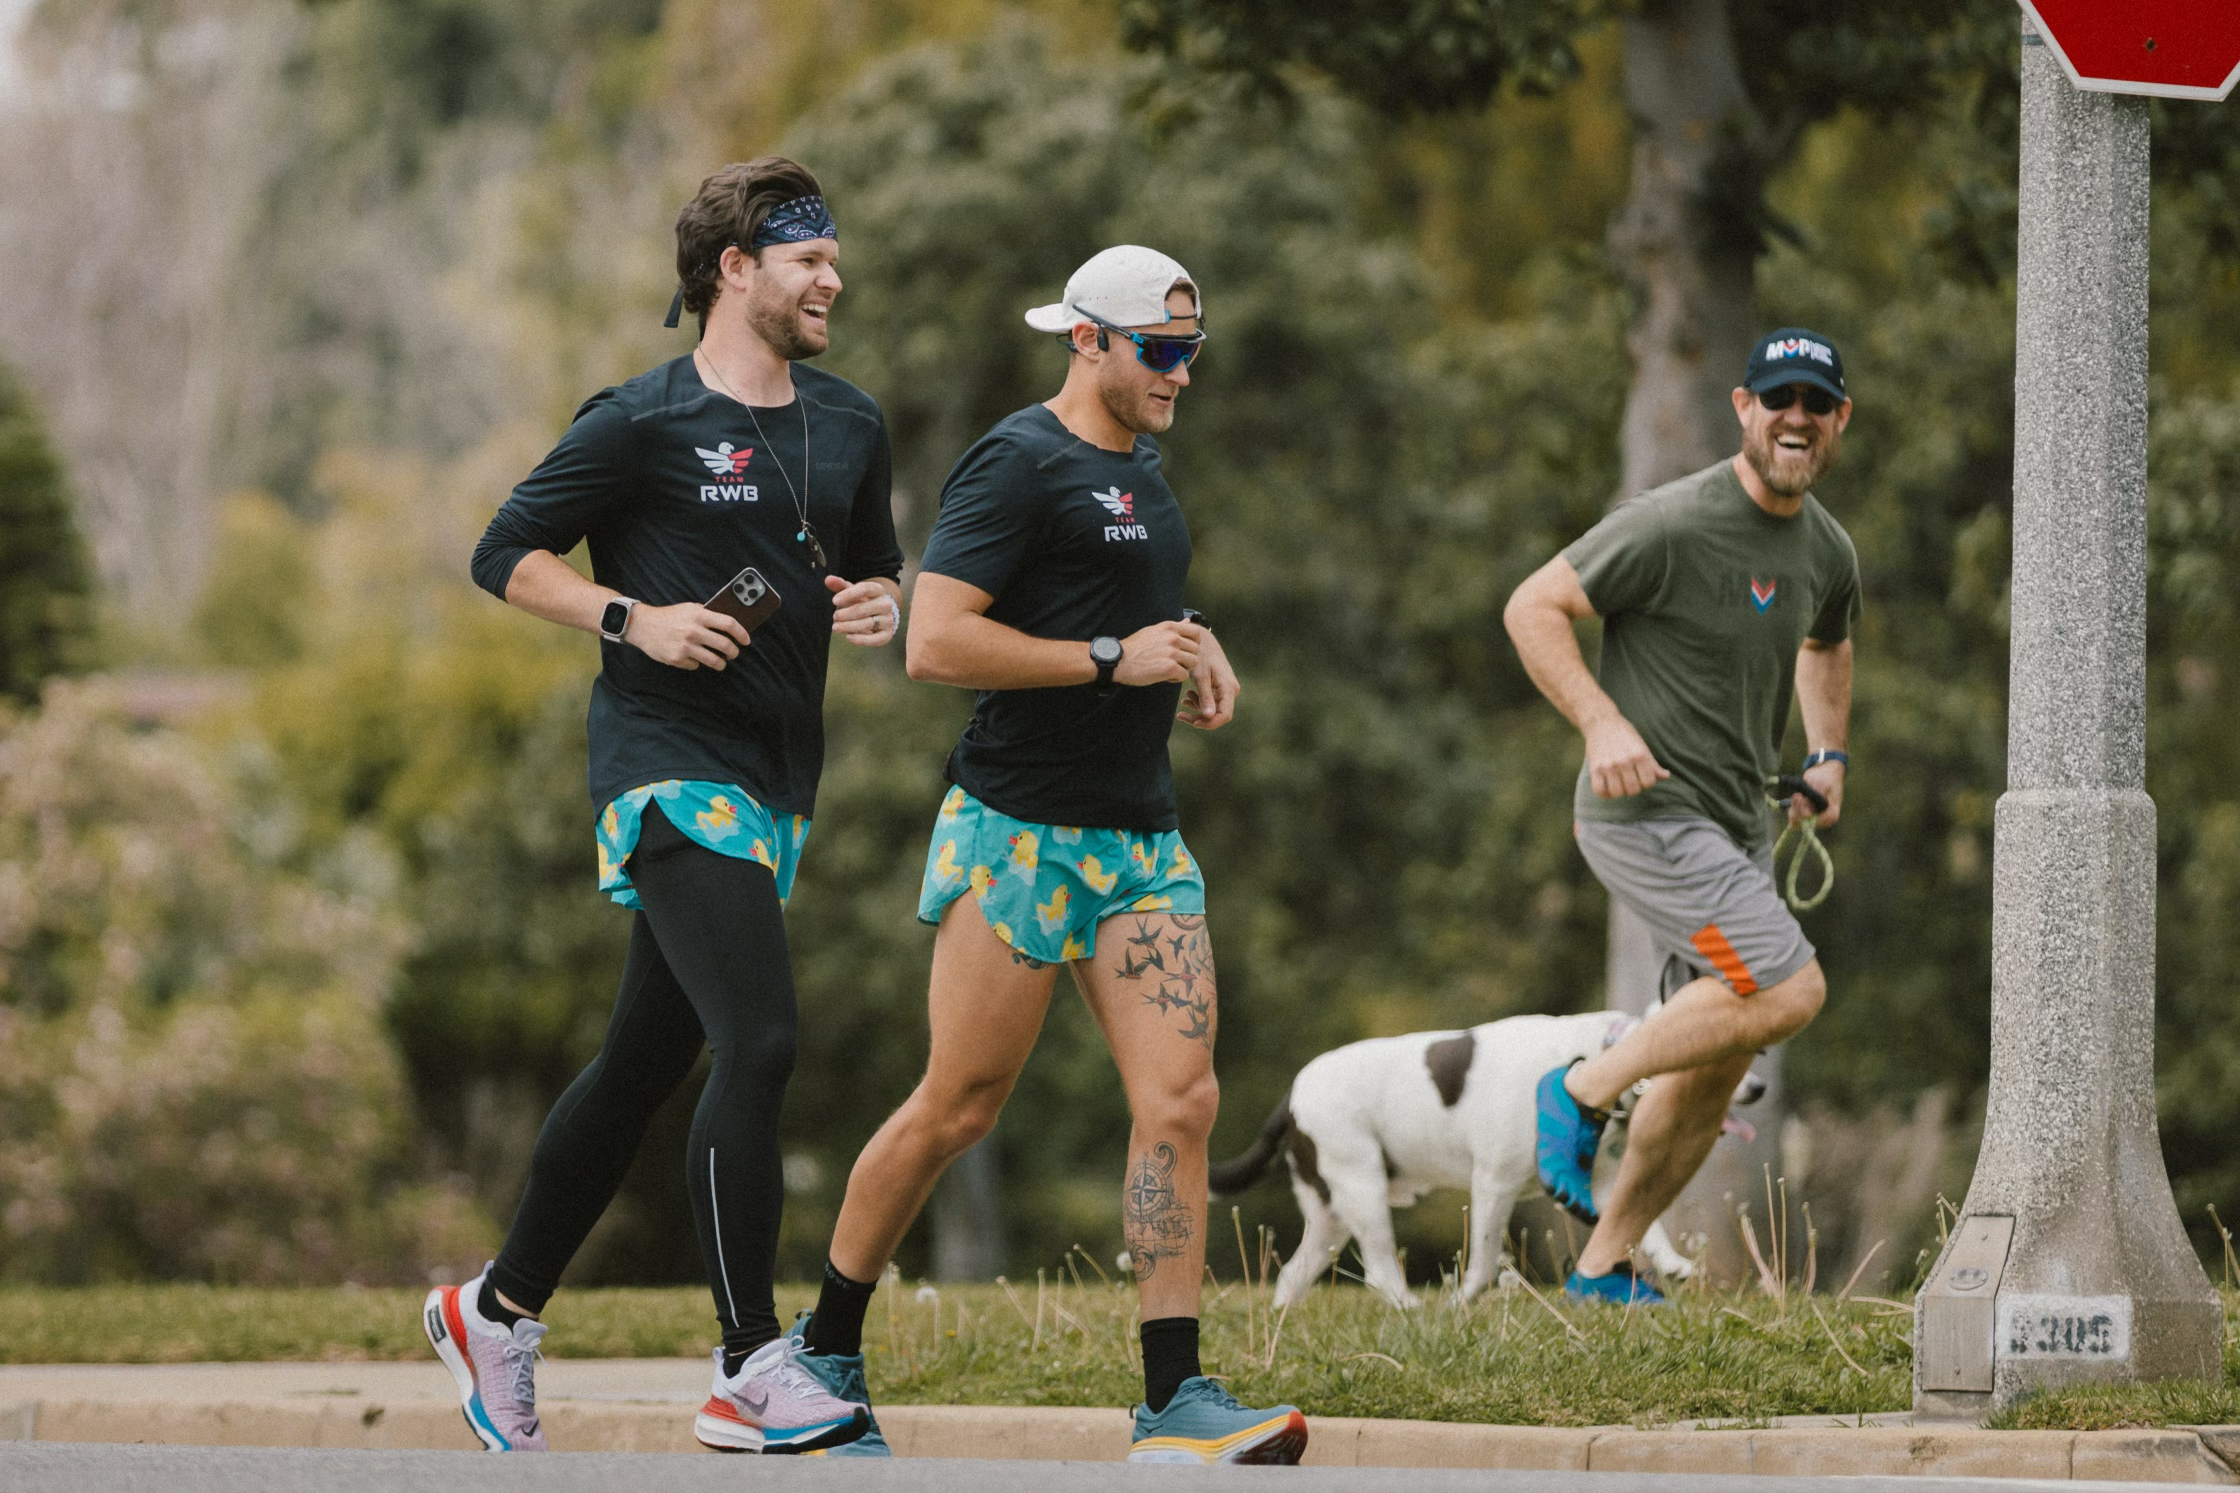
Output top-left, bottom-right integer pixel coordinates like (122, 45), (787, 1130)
(1744, 327), (1846, 402)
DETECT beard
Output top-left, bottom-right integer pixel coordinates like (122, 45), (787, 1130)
(745, 288), (828, 361)
(1744, 419), (1841, 497)
(1099, 369), (1177, 435)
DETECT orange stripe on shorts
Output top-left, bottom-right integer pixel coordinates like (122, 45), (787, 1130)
(1691, 923), (1758, 995)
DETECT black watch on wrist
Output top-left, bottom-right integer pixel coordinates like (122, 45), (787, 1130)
(1182, 608), (1210, 630)
(599, 597), (637, 643)
(1090, 635), (1123, 691)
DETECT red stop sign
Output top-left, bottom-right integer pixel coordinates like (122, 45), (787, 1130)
(2021, 0), (2240, 100)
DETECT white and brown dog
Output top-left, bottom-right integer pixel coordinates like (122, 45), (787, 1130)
(1209, 1010), (1763, 1308)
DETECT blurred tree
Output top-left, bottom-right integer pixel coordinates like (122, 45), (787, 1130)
(0, 680), (488, 1282)
(193, 493), (312, 668)
(0, 365), (93, 701)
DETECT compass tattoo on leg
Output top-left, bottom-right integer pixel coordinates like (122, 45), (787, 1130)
(1112, 915), (1216, 1049)
(1122, 1142), (1191, 1282)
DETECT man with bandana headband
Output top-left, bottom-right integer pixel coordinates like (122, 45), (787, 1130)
(424, 158), (900, 1455)
(1503, 328), (1862, 1307)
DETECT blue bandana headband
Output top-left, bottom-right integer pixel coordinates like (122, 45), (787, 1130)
(665, 195), (840, 326)
(751, 194), (838, 248)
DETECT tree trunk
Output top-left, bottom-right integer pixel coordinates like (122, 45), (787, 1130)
(1609, 0), (1764, 496)
(1602, 0), (1789, 1286)
(929, 1137), (1008, 1281)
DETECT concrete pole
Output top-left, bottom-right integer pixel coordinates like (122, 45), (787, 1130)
(1913, 20), (2220, 1421)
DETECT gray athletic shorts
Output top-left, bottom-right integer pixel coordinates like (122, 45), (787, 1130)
(1574, 816), (1815, 998)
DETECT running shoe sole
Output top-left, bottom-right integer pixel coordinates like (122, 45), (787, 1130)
(1128, 1408), (1309, 1465)
(695, 1396), (869, 1454)
(422, 1285), (511, 1453)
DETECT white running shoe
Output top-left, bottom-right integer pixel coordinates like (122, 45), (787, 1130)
(694, 1337), (869, 1454)
(422, 1264), (548, 1453)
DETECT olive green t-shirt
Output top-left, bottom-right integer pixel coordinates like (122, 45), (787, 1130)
(1566, 460), (1861, 849)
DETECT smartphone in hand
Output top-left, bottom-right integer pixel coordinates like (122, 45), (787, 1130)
(706, 566), (782, 634)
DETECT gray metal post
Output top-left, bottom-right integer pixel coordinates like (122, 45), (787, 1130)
(1914, 20), (2221, 1421)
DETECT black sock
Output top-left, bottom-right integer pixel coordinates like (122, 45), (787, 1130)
(1140, 1317), (1200, 1413)
(801, 1260), (879, 1358)
(721, 1320), (783, 1378)
(477, 1277), (526, 1331)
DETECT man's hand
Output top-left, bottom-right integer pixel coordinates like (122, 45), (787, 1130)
(1115, 620), (1202, 687)
(1177, 628), (1238, 730)
(626, 602), (752, 670)
(1793, 760), (1844, 829)
(827, 574), (899, 649)
(1583, 713), (1670, 799)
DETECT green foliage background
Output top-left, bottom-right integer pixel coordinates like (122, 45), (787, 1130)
(4, 0), (2240, 1298)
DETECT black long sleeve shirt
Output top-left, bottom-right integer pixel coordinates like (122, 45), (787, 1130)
(472, 357), (904, 817)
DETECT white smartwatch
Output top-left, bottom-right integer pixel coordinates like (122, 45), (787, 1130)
(599, 597), (638, 642)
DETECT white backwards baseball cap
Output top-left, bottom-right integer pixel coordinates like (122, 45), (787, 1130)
(1024, 245), (1200, 334)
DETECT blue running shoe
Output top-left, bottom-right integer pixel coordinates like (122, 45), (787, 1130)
(789, 1312), (891, 1459)
(1534, 1060), (1609, 1223)
(1566, 1263), (1666, 1306)
(1129, 1377), (1307, 1465)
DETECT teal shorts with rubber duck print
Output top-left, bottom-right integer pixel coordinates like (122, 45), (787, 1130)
(597, 779), (810, 909)
(917, 785), (1207, 964)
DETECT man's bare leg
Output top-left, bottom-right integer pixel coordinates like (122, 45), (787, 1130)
(828, 898), (1058, 1281)
(1558, 959), (1824, 1276)
(1567, 960), (1826, 1112)
(1574, 1051), (1752, 1276)
(1071, 912), (1221, 1322)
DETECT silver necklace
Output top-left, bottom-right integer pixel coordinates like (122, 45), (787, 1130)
(699, 350), (825, 569)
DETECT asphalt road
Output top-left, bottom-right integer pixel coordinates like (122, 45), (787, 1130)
(0, 1444), (2172, 1493)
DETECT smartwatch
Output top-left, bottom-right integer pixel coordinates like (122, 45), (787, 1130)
(599, 597), (638, 643)
(1182, 608), (1210, 630)
(1090, 635), (1123, 691)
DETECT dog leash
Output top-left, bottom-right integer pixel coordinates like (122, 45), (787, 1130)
(1765, 772), (1834, 912)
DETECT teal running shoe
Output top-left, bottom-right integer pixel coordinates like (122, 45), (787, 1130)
(1129, 1376), (1307, 1465)
(1534, 1061), (1609, 1223)
(1565, 1263), (1666, 1306)
(789, 1312), (891, 1459)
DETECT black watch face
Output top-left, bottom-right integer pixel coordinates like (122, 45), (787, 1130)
(602, 600), (631, 637)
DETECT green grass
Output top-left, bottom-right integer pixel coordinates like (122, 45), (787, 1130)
(4, 1279), (2236, 1430)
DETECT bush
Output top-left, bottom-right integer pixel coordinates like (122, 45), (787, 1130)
(0, 680), (492, 1282)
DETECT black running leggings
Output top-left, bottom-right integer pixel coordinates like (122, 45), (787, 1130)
(490, 807), (796, 1356)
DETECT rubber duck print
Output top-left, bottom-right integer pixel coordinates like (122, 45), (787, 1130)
(934, 838), (963, 884)
(1036, 883), (1071, 934)
(1076, 856), (1119, 895)
(696, 795), (740, 838)
(1008, 828), (1040, 880)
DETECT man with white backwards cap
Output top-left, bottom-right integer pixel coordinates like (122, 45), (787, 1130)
(788, 246), (1307, 1466)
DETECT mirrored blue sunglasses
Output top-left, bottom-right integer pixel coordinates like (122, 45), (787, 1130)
(1077, 308), (1205, 373)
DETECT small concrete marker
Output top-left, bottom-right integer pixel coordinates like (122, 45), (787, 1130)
(1915, 10), (2224, 1423)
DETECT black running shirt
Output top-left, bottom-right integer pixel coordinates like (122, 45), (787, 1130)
(471, 357), (903, 818)
(919, 404), (1194, 832)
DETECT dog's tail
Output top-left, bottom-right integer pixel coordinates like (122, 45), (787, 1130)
(1208, 1096), (1294, 1195)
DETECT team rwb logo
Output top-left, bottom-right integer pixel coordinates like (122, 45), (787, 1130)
(695, 442), (758, 503)
(1764, 336), (1835, 368)
(1749, 577), (1779, 615)
(1093, 486), (1147, 542)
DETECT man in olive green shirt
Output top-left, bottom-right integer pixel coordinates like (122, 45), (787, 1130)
(1504, 328), (1862, 1305)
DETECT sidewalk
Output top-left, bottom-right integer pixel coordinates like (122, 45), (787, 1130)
(0, 1360), (2234, 1482)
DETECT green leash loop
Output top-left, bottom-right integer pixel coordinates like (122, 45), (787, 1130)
(1766, 773), (1835, 912)
(1770, 814), (1834, 911)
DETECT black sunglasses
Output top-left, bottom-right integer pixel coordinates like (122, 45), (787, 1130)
(1077, 308), (1205, 373)
(1758, 383), (1842, 417)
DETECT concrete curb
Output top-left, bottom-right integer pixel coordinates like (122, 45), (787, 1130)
(7, 1396), (2240, 1480)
